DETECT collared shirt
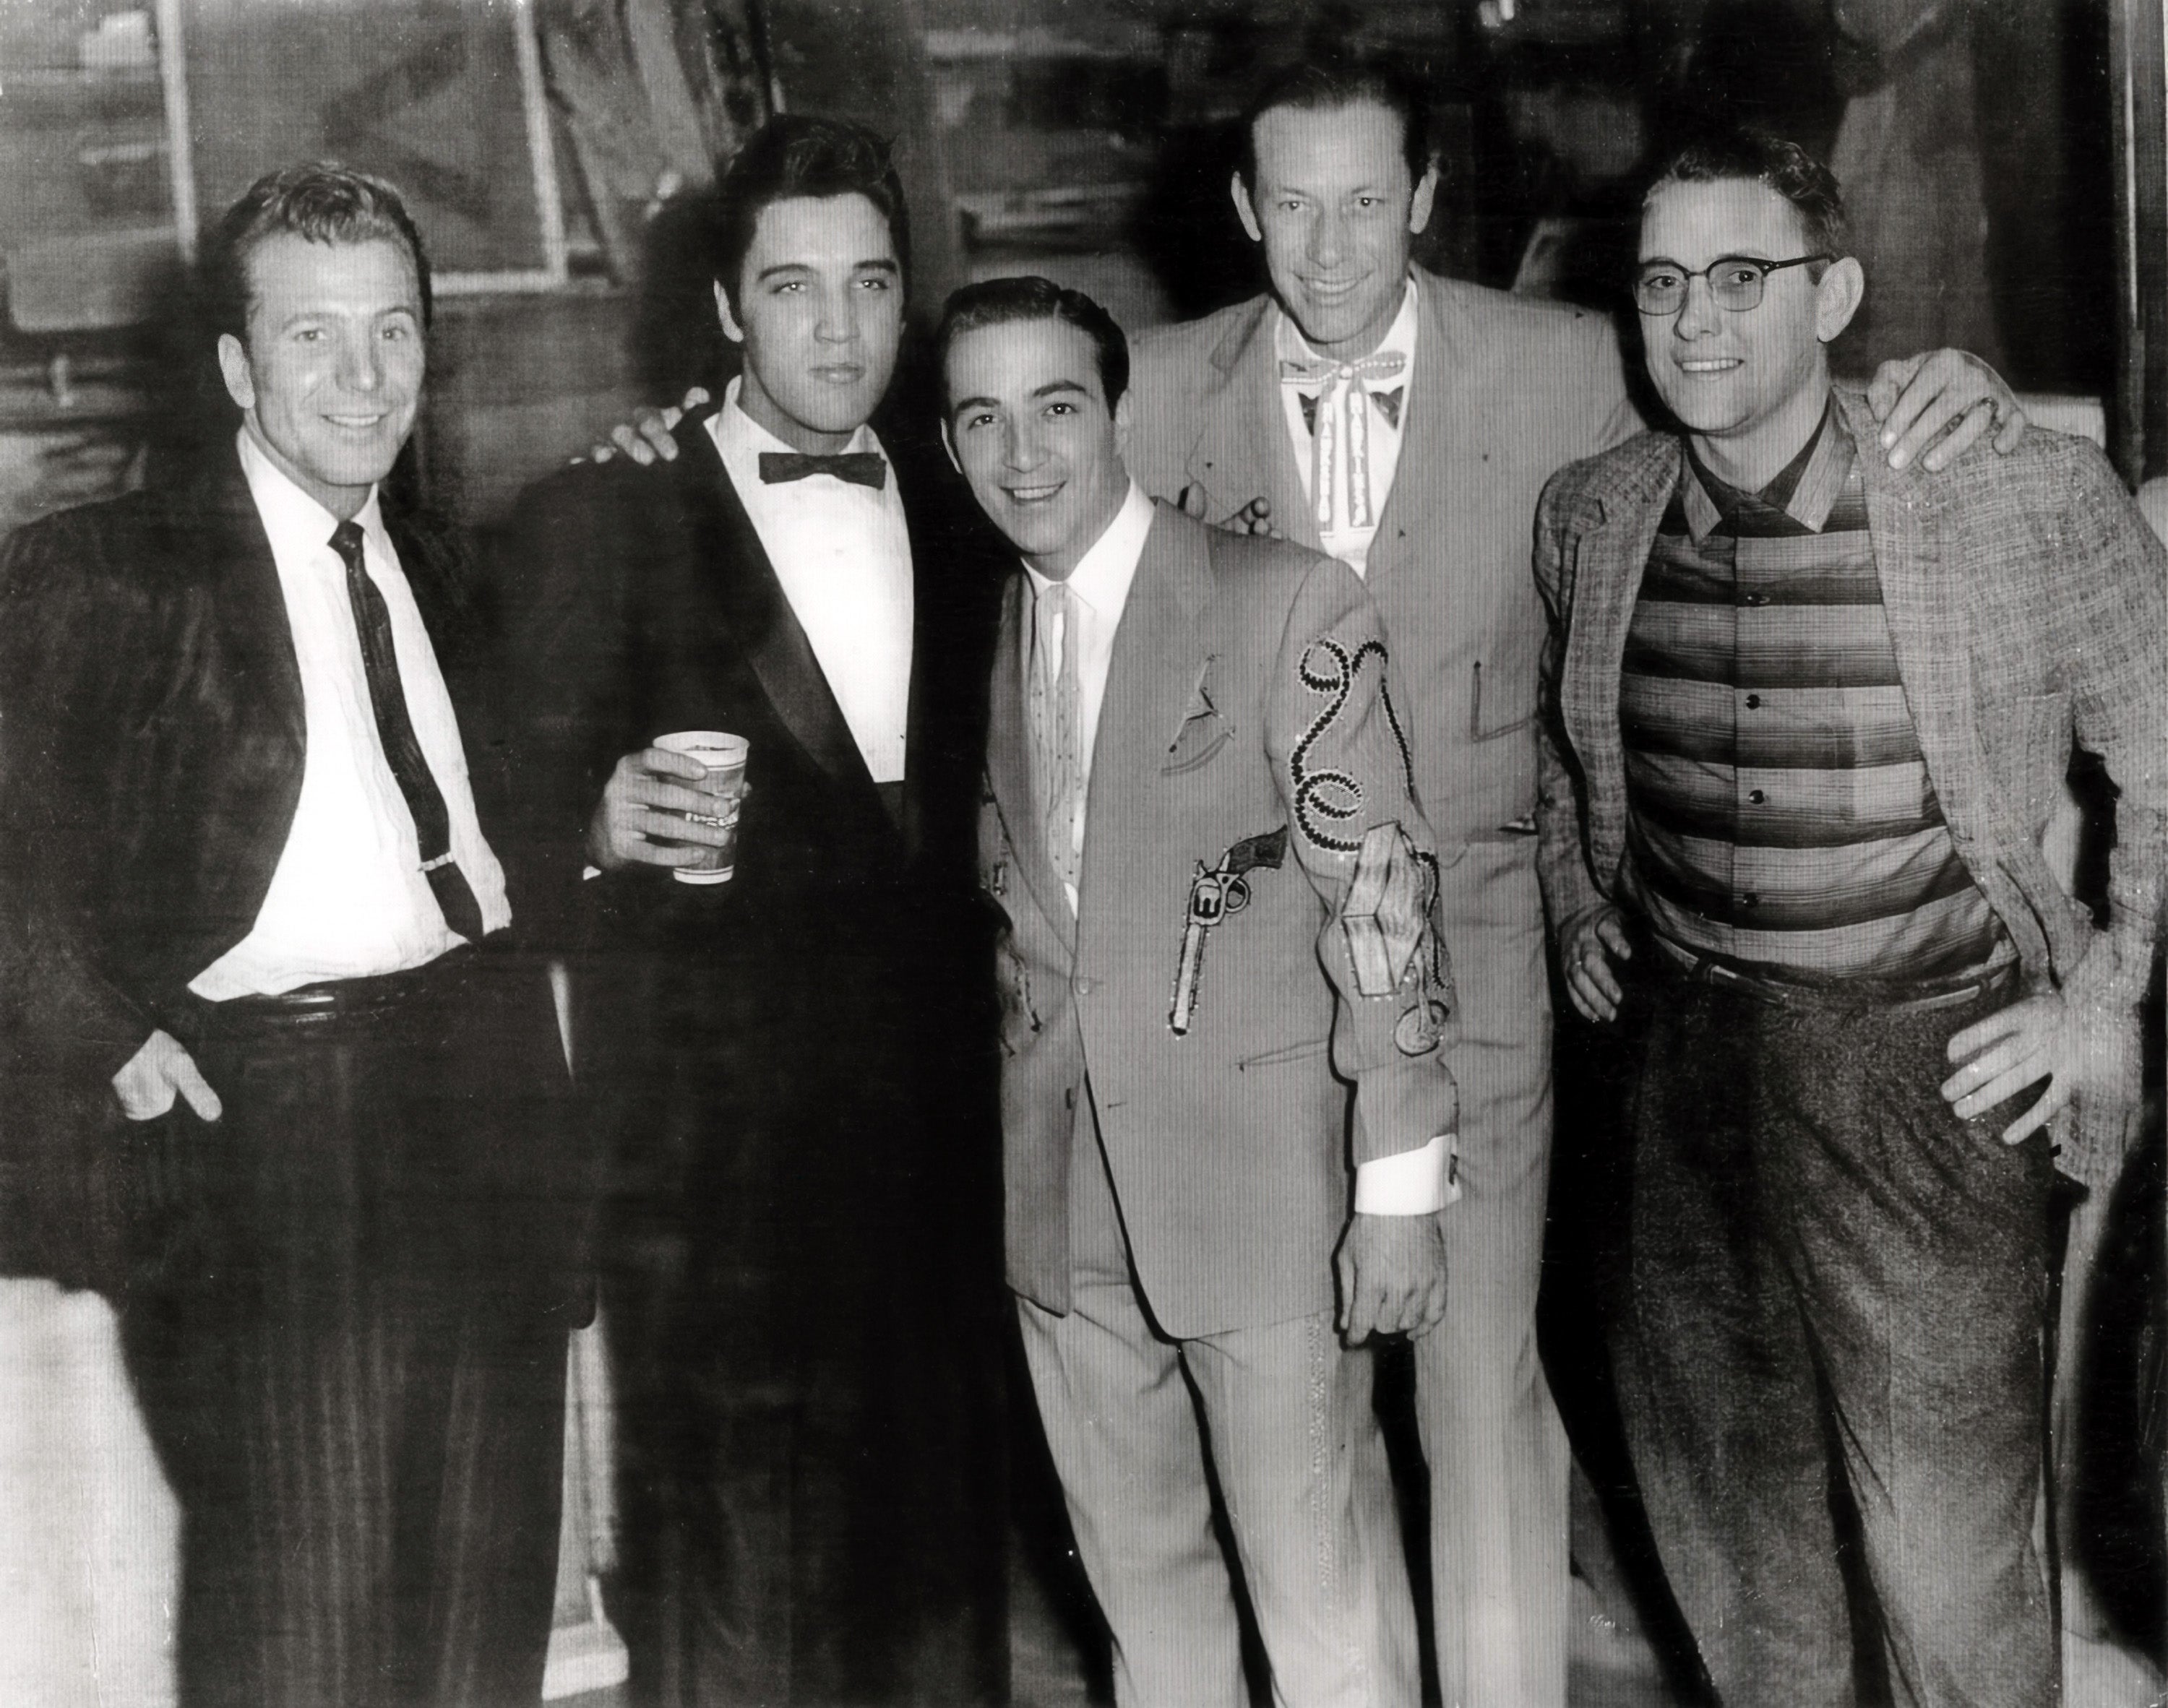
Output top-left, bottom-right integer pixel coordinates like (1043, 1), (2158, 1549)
(707, 377), (913, 783)
(1275, 277), (1419, 578)
(1022, 479), (1449, 1213)
(190, 430), (512, 999)
(1617, 399), (2010, 983)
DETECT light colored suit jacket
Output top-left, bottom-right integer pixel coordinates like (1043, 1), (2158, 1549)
(1533, 386), (2168, 1186)
(1125, 267), (1641, 847)
(982, 504), (1459, 1337)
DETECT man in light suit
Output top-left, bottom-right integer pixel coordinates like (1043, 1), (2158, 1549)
(1122, 59), (2030, 1706)
(942, 273), (1459, 1708)
(1535, 131), (2165, 1707)
(0, 164), (585, 1707)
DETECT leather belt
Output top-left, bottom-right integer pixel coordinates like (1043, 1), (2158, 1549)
(181, 946), (476, 1040)
(1652, 941), (2018, 1014)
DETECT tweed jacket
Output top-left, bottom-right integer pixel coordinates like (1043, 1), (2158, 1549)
(982, 503), (1459, 1337)
(1125, 267), (1641, 847)
(1533, 385), (2168, 1184)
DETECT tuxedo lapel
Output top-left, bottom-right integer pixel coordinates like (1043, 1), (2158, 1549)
(986, 572), (1074, 951)
(1188, 302), (1320, 550)
(668, 415), (882, 806)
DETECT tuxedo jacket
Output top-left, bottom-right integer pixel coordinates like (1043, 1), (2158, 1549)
(0, 449), (569, 1290)
(1125, 267), (1640, 851)
(1532, 387), (2168, 1188)
(982, 503), (1460, 1339)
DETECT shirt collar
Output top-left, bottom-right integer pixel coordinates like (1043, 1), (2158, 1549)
(708, 374), (883, 466)
(1022, 479), (1155, 620)
(1273, 275), (1420, 376)
(1678, 393), (1852, 541)
(235, 426), (386, 556)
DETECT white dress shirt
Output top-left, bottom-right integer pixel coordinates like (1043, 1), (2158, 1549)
(1276, 277), (1419, 579)
(1021, 480), (1449, 1213)
(707, 378), (914, 783)
(189, 430), (512, 1000)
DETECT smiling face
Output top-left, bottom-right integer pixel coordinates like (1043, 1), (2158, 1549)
(717, 193), (903, 454)
(1233, 98), (1437, 359)
(216, 232), (423, 519)
(942, 314), (1131, 581)
(1638, 176), (1862, 482)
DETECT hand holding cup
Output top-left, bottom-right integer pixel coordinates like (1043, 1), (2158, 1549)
(588, 731), (749, 882)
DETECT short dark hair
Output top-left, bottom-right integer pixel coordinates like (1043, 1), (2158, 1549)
(710, 114), (911, 314)
(1645, 130), (1849, 263)
(934, 275), (1130, 413)
(202, 162), (431, 344)
(1236, 60), (1432, 196)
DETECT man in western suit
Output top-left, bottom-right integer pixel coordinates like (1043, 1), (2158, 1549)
(1535, 132), (2166, 1706)
(502, 116), (1007, 1704)
(0, 165), (585, 1706)
(1121, 58), (2031, 1707)
(944, 274), (1459, 1708)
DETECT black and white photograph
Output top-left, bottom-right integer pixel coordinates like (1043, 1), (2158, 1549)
(0, 3), (2161, 1707)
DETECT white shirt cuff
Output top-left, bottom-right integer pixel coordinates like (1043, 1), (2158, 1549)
(1353, 1133), (1459, 1215)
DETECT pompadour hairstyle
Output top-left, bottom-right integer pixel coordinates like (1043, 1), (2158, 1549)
(1646, 129), (1850, 263)
(202, 162), (431, 342)
(710, 114), (911, 313)
(934, 275), (1130, 413)
(1236, 59), (1433, 194)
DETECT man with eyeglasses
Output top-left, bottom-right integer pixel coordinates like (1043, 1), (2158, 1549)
(1535, 131), (2166, 1707)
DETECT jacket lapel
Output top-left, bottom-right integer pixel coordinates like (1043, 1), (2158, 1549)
(1560, 436), (1679, 881)
(199, 459), (306, 756)
(1364, 271), (1457, 598)
(1080, 506), (1214, 895)
(669, 413), (882, 806)
(986, 571), (1075, 951)
(1187, 300), (1320, 551)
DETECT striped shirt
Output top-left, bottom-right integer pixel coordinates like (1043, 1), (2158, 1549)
(1617, 401), (2010, 982)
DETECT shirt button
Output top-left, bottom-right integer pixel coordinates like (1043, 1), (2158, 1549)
(1072, 976), (1097, 997)
(1742, 892), (1760, 907)
(1748, 788), (1767, 805)
(1742, 591), (1771, 607)
(1745, 693), (1763, 709)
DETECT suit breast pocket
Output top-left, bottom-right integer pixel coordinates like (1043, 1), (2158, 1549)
(1163, 712), (1235, 776)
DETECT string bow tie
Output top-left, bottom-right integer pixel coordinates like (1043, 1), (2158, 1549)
(758, 450), (887, 489)
(1279, 350), (1407, 533)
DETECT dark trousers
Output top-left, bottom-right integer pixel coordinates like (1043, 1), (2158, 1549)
(1612, 968), (2056, 1708)
(118, 952), (580, 1708)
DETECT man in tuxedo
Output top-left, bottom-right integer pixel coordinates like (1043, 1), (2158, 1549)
(503, 115), (1007, 1705)
(945, 273), (1458, 1708)
(1121, 58), (2031, 1707)
(0, 165), (585, 1706)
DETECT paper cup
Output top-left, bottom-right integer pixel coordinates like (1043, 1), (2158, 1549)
(654, 730), (749, 884)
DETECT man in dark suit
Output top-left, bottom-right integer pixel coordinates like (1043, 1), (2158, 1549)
(0, 165), (586, 1707)
(502, 115), (1007, 1705)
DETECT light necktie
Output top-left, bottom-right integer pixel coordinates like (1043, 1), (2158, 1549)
(1026, 577), (1084, 902)
(330, 521), (488, 945)
(1280, 348), (1408, 533)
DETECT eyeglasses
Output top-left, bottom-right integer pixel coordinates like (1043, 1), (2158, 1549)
(1632, 254), (1832, 316)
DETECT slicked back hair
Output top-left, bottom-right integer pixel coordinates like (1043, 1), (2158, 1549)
(710, 114), (911, 315)
(1645, 130), (1850, 267)
(1236, 60), (1433, 195)
(203, 162), (431, 344)
(935, 275), (1130, 414)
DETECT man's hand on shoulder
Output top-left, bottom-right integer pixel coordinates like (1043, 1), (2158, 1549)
(581, 386), (710, 467)
(588, 746), (734, 871)
(1178, 486), (1283, 540)
(1866, 350), (2026, 473)
(113, 1030), (223, 1123)
(1940, 988), (2142, 1144)
(1335, 1211), (1447, 1345)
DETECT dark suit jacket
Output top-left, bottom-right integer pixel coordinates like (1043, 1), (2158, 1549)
(0, 447), (570, 1292)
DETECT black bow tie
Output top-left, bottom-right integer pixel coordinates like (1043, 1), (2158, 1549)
(758, 450), (887, 489)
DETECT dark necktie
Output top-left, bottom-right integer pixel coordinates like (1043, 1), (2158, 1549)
(758, 450), (887, 489)
(329, 521), (488, 944)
